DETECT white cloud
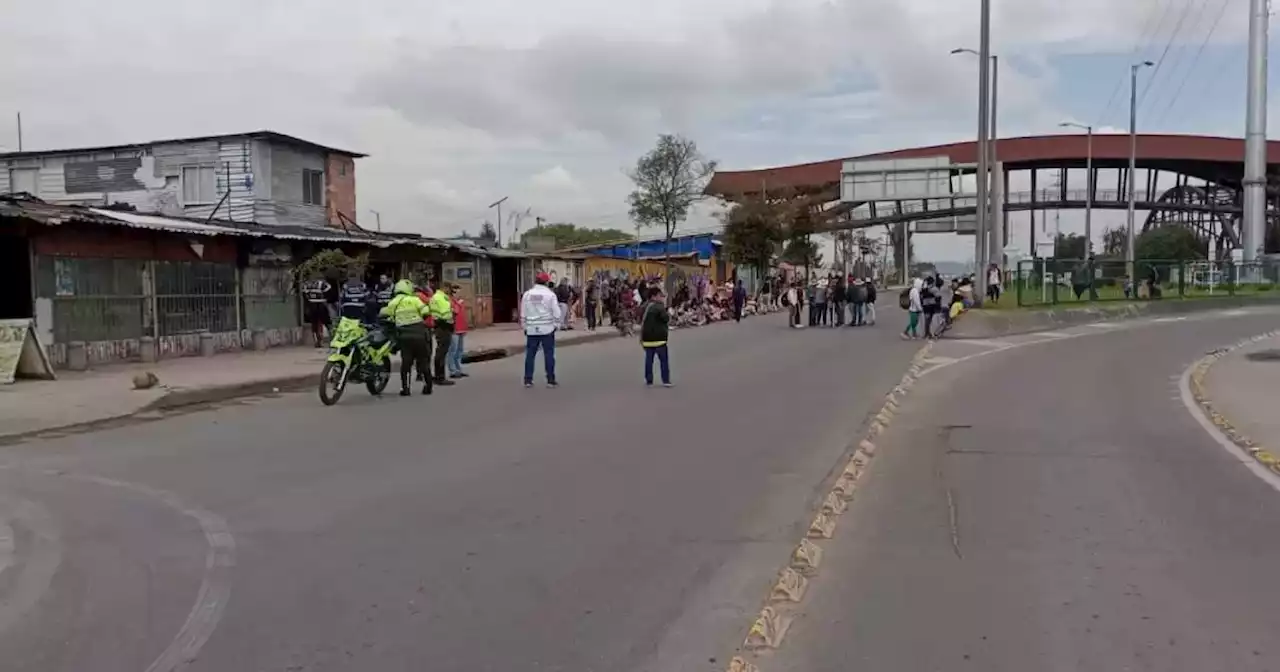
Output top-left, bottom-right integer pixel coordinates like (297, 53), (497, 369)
(529, 166), (583, 192)
(0, 0), (1256, 257)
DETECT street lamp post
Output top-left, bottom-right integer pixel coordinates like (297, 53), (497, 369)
(1059, 122), (1094, 256)
(953, 45), (999, 282)
(1127, 61), (1154, 286)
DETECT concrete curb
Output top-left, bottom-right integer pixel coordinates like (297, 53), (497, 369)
(148, 330), (623, 412)
(947, 295), (1280, 340)
(726, 340), (935, 672)
(1187, 330), (1280, 477)
(0, 330), (628, 443)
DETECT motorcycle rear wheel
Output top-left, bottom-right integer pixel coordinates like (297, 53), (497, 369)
(319, 361), (348, 406)
(365, 359), (392, 396)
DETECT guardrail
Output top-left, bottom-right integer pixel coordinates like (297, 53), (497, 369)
(1012, 259), (1279, 307)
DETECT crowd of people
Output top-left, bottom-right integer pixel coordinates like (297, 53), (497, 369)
(301, 270), (473, 396)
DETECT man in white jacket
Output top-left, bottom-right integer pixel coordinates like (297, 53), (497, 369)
(521, 271), (564, 388)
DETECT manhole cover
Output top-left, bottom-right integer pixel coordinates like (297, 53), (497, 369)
(1245, 350), (1280, 362)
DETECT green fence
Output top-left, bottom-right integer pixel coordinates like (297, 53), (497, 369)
(1013, 259), (1280, 307)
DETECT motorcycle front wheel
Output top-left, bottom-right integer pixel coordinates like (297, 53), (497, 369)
(318, 360), (348, 406)
(365, 358), (392, 396)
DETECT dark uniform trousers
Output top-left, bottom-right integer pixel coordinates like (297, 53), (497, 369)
(433, 320), (454, 381)
(396, 323), (432, 392)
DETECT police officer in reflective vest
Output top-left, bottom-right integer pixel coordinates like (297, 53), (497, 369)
(302, 275), (332, 347)
(338, 272), (370, 321)
(374, 273), (394, 306)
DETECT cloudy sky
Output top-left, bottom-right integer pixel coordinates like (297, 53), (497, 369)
(0, 0), (1271, 260)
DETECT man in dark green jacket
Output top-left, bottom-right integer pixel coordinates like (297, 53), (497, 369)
(639, 288), (672, 387)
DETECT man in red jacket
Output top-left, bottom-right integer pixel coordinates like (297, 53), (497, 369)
(447, 284), (469, 378)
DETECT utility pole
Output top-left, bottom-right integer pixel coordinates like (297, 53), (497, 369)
(973, 0), (992, 298)
(16, 112), (22, 151)
(1243, 0), (1269, 268)
(1127, 61), (1154, 287)
(536, 216), (544, 231)
(1060, 122), (1094, 256)
(488, 196), (508, 247)
(369, 209), (382, 232)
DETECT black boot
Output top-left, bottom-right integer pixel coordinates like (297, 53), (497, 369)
(400, 374), (411, 396)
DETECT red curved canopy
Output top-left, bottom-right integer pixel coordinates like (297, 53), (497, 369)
(705, 133), (1280, 198)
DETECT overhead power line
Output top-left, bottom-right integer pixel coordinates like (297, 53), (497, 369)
(1152, 0), (1235, 128)
(1137, 0), (1198, 110)
(1142, 0), (1218, 118)
(1095, 0), (1178, 127)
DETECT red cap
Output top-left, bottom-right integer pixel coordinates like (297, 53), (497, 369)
(536, 271), (551, 283)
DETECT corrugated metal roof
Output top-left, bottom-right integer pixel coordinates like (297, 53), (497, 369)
(0, 196), (442, 250)
(0, 130), (365, 160)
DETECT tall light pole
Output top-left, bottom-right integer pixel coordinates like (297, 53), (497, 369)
(488, 196), (508, 247)
(1060, 122), (1094, 256)
(952, 48), (1001, 266)
(957, 36), (993, 288)
(1243, 0), (1269, 267)
(368, 209), (382, 233)
(1127, 60), (1154, 286)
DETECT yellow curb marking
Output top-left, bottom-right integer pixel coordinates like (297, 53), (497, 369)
(1189, 329), (1280, 479)
(726, 340), (935, 670)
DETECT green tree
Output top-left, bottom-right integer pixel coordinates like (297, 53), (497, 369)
(1054, 232), (1087, 260)
(781, 237), (822, 267)
(290, 249), (368, 287)
(1101, 226), (1126, 257)
(478, 221), (497, 242)
(1135, 226), (1207, 261)
(719, 196), (785, 281)
(627, 134), (717, 289)
(521, 222), (633, 249)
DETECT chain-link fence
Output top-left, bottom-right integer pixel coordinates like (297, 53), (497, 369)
(1013, 258), (1280, 307)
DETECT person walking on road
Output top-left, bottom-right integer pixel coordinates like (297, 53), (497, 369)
(848, 277), (867, 326)
(786, 282), (802, 328)
(732, 279), (747, 323)
(446, 284), (469, 379)
(585, 279), (600, 331)
(380, 279), (432, 396)
(813, 280), (829, 327)
(863, 277), (878, 325)
(554, 278), (573, 330)
(521, 271), (563, 388)
(640, 287), (672, 387)
(427, 284), (456, 386)
(902, 277), (923, 339)
(922, 276), (942, 339)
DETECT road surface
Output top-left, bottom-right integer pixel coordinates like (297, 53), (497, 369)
(772, 310), (1280, 672)
(0, 314), (919, 672)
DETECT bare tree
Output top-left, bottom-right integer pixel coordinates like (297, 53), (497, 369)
(627, 134), (717, 291)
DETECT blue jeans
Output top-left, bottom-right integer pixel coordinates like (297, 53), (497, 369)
(447, 333), (465, 375)
(523, 332), (557, 384)
(643, 344), (671, 385)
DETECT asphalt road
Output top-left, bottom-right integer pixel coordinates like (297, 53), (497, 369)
(772, 310), (1280, 672)
(0, 313), (920, 672)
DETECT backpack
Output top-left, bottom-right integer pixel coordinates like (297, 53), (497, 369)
(898, 288), (912, 310)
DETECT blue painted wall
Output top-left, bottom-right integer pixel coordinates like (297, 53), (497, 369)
(577, 233), (718, 260)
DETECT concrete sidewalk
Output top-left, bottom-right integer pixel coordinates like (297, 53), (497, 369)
(1194, 331), (1280, 475)
(0, 324), (615, 441)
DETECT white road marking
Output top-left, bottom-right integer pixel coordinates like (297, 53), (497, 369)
(0, 467), (237, 672)
(1153, 316), (1188, 323)
(1179, 362), (1280, 494)
(1087, 322), (1125, 329)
